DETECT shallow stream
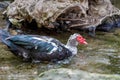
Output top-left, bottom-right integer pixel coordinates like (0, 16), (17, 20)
(0, 1), (120, 80)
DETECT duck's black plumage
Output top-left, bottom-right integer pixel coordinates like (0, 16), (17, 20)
(0, 30), (72, 62)
(8, 35), (72, 62)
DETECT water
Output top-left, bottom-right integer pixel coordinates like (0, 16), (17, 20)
(111, 0), (120, 8)
(0, 1), (120, 80)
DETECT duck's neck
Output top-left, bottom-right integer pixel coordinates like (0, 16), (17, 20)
(65, 39), (78, 55)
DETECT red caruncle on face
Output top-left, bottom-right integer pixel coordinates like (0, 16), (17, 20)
(76, 35), (88, 45)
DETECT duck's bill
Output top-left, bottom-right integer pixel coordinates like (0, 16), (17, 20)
(82, 41), (88, 45)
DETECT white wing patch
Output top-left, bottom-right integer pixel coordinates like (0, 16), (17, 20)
(48, 42), (58, 54)
(33, 37), (58, 54)
(33, 37), (45, 41)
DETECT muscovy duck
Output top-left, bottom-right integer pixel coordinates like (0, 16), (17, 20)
(0, 29), (87, 63)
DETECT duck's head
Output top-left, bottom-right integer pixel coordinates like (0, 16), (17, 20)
(67, 33), (87, 47)
(66, 33), (87, 55)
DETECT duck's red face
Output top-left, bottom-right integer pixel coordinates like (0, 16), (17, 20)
(76, 35), (88, 45)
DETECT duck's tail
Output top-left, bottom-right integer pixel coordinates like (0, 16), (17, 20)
(0, 29), (18, 51)
(0, 29), (11, 46)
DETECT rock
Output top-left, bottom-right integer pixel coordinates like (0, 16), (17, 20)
(5, 0), (120, 30)
(35, 68), (120, 80)
(0, 1), (10, 11)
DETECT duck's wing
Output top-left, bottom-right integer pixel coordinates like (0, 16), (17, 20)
(27, 35), (63, 44)
(33, 35), (65, 47)
(6, 35), (34, 48)
(7, 35), (59, 53)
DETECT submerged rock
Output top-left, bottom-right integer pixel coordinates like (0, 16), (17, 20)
(35, 68), (120, 80)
